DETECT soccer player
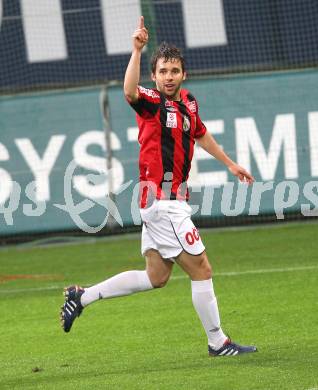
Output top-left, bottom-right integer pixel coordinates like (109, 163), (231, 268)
(60, 17), (257, 357)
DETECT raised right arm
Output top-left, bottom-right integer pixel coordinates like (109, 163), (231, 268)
(124, 16), (148, 103)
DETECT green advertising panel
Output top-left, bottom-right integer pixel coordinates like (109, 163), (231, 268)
(0, 88), (111, 235)
(1, 70), (318, 236)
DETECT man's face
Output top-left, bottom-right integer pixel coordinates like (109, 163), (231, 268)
(152, 58), (186, 100)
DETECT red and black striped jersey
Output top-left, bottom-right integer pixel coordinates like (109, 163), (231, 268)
(128, 86), (207, 208)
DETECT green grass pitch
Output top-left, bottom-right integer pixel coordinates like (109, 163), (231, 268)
(0, 222), (317, 390)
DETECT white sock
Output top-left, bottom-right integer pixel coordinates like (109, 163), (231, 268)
(191, 279), (227, 350)
(81, 270), (153, 306)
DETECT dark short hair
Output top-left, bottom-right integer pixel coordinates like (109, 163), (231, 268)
(150, 42), (185, 74)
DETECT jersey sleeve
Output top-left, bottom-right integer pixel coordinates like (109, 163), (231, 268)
(127, 86), (160, 118)
(194, 100), (207, 138)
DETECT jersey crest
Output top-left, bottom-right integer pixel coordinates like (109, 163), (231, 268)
(183, 115), (190, 132)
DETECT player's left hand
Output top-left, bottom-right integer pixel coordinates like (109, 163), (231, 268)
(132, 16), (148, 51)
(228, 163), (254, 184)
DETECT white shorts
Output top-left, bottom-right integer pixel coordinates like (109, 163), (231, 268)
(140, 200), (205, 262)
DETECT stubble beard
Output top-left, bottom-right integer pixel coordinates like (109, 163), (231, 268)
(164, 83), (182, 101)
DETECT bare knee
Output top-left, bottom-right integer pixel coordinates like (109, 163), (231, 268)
(147, 271), (170, 288)
(177, 251), (213, 280)
(153, 280), (168, 289)
(199, 254), (212, 279)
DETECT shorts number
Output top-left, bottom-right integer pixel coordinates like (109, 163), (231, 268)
(185, 228), (200, 245)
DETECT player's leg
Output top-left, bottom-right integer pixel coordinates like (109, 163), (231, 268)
(61, 254), (155, 333)
(80, 269), (153, 305)
(80, 248), (173, 303)
(176, 250), (257, 356)
(175, 250), (228, 350)
(61, 265), (154, 332)
(81, 248), (173, 300)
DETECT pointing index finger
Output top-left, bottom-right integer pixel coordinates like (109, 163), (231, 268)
(139, 15), (144, 29)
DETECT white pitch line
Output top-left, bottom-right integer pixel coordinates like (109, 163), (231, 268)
(0, 285), (63, 294)
(0, 265), (317, 294)
(171, 264), (318, 280)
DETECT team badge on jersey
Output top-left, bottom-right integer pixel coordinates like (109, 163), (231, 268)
(186, 101), (196, 113)
(166, 113), (177, 128)
(183, 115), (190, 132)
